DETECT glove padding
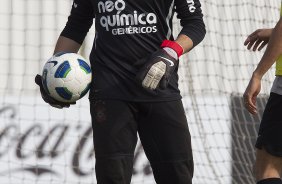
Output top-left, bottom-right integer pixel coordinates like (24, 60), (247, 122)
(136, 49), (178, 90)
(35, 74), (75, 108)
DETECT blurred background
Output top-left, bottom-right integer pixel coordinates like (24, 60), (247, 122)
(0, 0), (280, 183)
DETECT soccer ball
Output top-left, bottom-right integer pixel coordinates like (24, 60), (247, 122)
(42, 52), (92, 103)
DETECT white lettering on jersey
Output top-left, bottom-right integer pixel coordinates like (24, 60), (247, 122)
(98, 0), (125, 14)
(187, 0), (196, 13)
(73, 2), (78, 8)
(98, 0), (158, 35)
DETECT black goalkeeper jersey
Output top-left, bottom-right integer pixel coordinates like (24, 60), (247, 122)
(61, 0), (206, 102)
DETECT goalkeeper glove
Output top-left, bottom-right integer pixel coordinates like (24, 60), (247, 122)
(35, 74), (75, 108)
(136, 40), (183, 90)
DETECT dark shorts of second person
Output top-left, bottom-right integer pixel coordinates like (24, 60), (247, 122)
(256, 92), (282, 157)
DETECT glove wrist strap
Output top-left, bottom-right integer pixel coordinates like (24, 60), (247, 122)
(163, 47), (178, 60)
(161, 40), (184, 57)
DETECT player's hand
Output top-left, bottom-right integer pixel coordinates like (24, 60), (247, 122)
(136, 40), (183, 90)
(136, 49), (178, 90)
(243, 74), (262, 115)
(244, 29), (273, 51)
(35, 74), (75, 108)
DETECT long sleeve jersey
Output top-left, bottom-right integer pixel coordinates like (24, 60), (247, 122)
(61, 0), (206, 102)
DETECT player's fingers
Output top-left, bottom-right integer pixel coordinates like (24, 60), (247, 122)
(144, 62), (165, 90)
(258, 41), (268, 51)
(150, 66), (165, 90)
(248, 97), (257, 114)
(247, 106), (257, 115)
(253, 40), (263, 51)
(246, 39), (257, 50)
(244, 38), (251, 46)
(35, 74), (42, 86)
(249, 102), (256, 110)
(244, 100), (257, 114)
(244, 37), (254, 46)
(249, 105), (257, 114)
(150, 78), (159, 90)
(142, 74), (153, 89)
(243, 94), (257, 114)
(244, 31), (259, 46)
(248, 40), (258, 50)
(50, 104), (64, 109)
(142, 65), (160, 90)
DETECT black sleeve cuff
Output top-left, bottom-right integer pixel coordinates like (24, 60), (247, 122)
(180, 20), (206, 47)
(60, 25), (90, 45)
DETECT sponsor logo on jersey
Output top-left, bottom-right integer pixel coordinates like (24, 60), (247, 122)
(97, 0), (158, 35)
(187, 0), (196, 13)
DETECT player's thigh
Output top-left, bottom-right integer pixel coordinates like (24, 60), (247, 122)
(138, 100), (193, 163)
(90, 99), (138, 157)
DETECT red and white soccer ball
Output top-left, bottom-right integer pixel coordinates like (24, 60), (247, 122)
(42, 52), (92, 103)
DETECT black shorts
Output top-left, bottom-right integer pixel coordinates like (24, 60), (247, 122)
(256, 92), (282, 157)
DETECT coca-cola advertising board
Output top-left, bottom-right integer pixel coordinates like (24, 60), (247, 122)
(0, 96), (154, 184)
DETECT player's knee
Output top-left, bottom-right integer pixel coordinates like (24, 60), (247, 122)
(95, 153), (134, 160)
(95, 154), (134, 184)
(152, 159), (194, 175)
(151, 159), (193, 184)
(95, 154), (135, 174)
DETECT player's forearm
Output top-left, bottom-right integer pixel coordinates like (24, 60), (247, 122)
(53, 36), (81, 54)
(175, 34), (194, 54)
(253, 17), (282, 79)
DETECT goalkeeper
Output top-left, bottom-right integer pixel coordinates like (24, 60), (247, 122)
(243, 1), (282, 184)
(35, 0), (206, 183)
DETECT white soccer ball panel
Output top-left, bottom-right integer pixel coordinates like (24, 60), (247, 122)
(78, 82), (91, 96)
(74, 66), (91, 84)
(42, 52), (92, 103)
(61, 68), (75, 82)
(64, 79), (80, 95)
